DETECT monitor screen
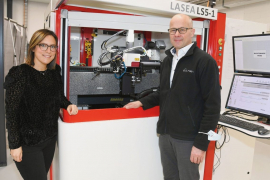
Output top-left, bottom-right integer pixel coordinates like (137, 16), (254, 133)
(232, 34), (270, 74)
(226, 74), (270, 118)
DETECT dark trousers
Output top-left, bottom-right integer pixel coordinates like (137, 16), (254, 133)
(15, 136), (57, 180)
(159, 134), (200, 180)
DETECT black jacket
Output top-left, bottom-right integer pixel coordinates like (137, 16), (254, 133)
(4, 64), (71, 149)
(140, 43), (221, 151)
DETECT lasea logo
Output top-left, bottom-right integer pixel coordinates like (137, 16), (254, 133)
(183, 68), (194, 73)
(169, 1), (217, 20)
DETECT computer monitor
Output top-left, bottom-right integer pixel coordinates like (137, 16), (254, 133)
(232, 34), (270, 75)
(225, 74), (270, 119)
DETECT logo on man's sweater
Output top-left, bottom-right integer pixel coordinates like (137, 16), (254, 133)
(183, 68), (194, 73)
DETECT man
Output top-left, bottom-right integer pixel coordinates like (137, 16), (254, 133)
(124, 14), (220, 180)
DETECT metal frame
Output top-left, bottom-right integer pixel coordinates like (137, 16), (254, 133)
(60, 9), (69, 96)
(7, 0), (12, 19)
(61, 10), (207, 98)
(203, 12), (226, 180)
(0, 0), (7, 167)
(67, 11), (204, 35)
(201, 20), (210, 53)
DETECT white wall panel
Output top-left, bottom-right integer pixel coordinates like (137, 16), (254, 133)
(58, 117), (163, 180)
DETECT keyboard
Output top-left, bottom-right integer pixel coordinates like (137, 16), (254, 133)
(219, 114), (264, 131)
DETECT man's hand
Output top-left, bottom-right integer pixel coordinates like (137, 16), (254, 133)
(11, 147), (22, 162)
(190, 146), (205, 164)
(67, 104), (79, 115)
(123, 101), (143, 109)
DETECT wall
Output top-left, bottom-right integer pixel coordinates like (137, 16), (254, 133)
(1, 1), (50, 180)
(1, 0), (270, 180)
(27, 2), (48, 41)
(220, 0), (270, 31)
(214, 18), (268, 180)
(221, 18), (268, 109)
(4, 0), (49, 42)
(218, 1), (270, 179)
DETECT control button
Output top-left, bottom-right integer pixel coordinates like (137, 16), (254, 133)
(218, 38), (225, 45)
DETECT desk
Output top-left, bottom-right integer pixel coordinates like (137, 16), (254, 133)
(218, 115), (270, 139)
(209, 114), (270, 180)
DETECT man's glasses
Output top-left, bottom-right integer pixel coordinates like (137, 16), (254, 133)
(38, 43), (58, 52)
(168, 28), (193, 35)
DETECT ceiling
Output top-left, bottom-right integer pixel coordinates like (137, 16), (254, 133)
(28, 0), (268, 10)
(28, 0), (51, 4)
(28, 0), (50, 3)
(178, 0), (268, 10)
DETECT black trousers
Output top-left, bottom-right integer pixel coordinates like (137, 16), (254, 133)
(15, 136), (57, 180)
(159, 134), (200, 180)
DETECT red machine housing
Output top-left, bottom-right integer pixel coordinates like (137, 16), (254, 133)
(53, 5), (226, 180)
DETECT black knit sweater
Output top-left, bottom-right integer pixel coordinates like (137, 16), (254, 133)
(4, 64), (71, 149)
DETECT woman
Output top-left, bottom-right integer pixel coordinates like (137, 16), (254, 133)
(4, 29), (78, 180)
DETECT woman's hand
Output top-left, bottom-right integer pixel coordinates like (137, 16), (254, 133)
(10, 147), (22, 162)
(67, 104), (79, 115)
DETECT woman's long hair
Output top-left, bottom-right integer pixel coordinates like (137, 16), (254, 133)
(25, 29), (58, 70)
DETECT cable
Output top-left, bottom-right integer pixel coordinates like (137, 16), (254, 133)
(143, 34), (148, 43)
(101, 30), (127, 50)
(222, 110), (237, 115)
(99, 46), (147, 67)
(215, 125), (230, 149)
(99, 31), (147, 64)
(97, 51), (111, 66)
(98, 30), (127, 66)
(114, 61), (126, 79)
(97, 30), (147, 78)
(213, 143), (221, 173)
(136, 87), (157, 99)
(223, 110), (257, 121)
(122, 46), (148, 56)
(213, 124), (231, 172)
(224, 110), (256, 117)
(229, 114), (257, 121)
